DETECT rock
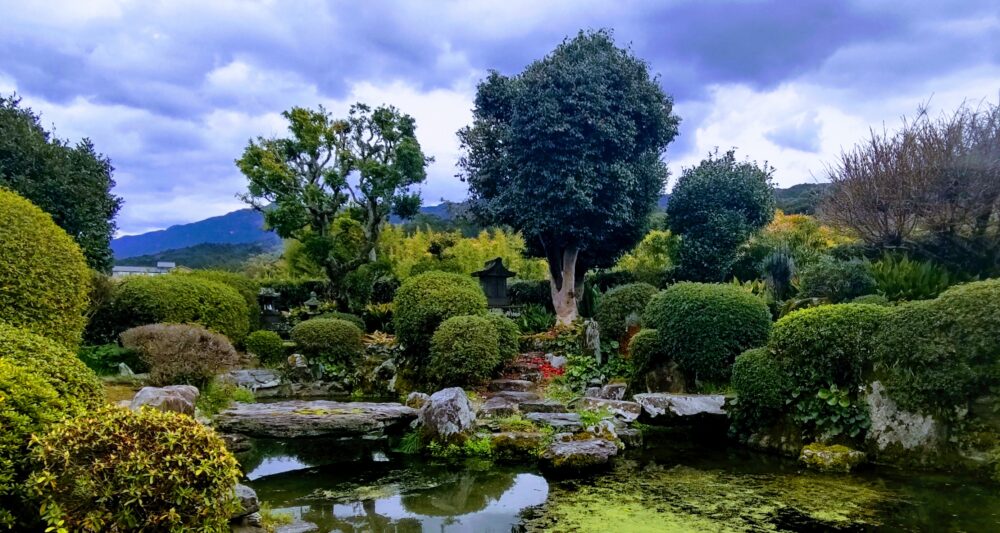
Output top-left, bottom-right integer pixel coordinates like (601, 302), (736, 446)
(582, 319), (601, 365)
(519, 400), (568, 414)
(233, 483), (260, 518)
(479, 395), (519, 417)
(581, 397), (642, 422)
(118, 362), (134, 377)
(584, 386), (601, 398)
(276, 521), (320, 533)
(799, 443), (866, 473)
(491, 431), (545, 460)
(215, 400), (417, 439)
(406, 392), (430, 409)
(634, 393), (726, 420)
(540, 438), (618, 472)
(526, 412), (583, 432)
(285, 354), (314, 382)
(864, 381), (943, 462)
(596, 383), (627, 400)
(492, 390), (540, 402)
(616, 427), (643, 449)
(488, 379), (534, 392)
(223, 369), (282, 392)
(419, 388), (476, 444)
(220, 433), (253, 453)
(130, 385), (199, 416)
(546, 354), (567, 369)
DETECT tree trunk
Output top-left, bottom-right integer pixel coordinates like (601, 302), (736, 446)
(547, 246), (580, 325)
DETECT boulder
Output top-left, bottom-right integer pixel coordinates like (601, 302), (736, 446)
(419, 388), (476, 443)
(634, 393), (726, 420)
(616, 427), (643, 449)
(285, 354), (314, 382)
(491, 431), (546, 460)
(233, 483), (260, 518)
(130, 385), (199, 416)
(519, 399), (568, 414)
(863, 381), (943, 463)
(584, 386), (601, 398)
(488, 379), (535, 392)
(799, 443), (866, 473)
(223, 369), (281, 392)
(479, 395), (519, 417)
(580, 397), (641, 422)
(406, 392), (430, 410)
(596, 383), (627, 400)
(546, 353), (567, 369)
(526, 412), (583, 432)
(215, 400), (417, 439)
(492, 390), (540, 402)
(540, 438), (618, 472)
(220, 433), (253, 453)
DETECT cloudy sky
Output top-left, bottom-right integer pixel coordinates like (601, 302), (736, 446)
(2, 0), (998, 235)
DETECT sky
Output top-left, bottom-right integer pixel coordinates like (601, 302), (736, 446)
(1, 0), (998, 236)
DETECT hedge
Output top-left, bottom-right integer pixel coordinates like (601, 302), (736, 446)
(628, 328), (664, 376)
(508, 280), (552, 310)
(393, 271), (487, 362)
(0, 188), (90, 347)
(595, 282), (658, 341)
(428, 315), (500, 387)
(317, 311), (366, 332)
(181, 270), (260, 329)
(484, 313), (521, 367)
(291, 318), (364, 366)
(731, 347), (788, 411)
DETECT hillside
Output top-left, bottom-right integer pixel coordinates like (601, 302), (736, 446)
(112, 208), (280, 259)
(113, 241), (279, 270)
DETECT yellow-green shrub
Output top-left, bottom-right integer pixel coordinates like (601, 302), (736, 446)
(0, 188), (89, 347)
(290, 318), (364, 366)
(29, 405), (241, 532)
(393, 271), (487, 361)
(428, 315), (501, 387)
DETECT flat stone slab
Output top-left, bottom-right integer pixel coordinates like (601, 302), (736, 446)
(488, 379), (535, 392)
(492, 390), (541, 402)
(479, 395), (519, 417)
(540, 438), (618, 472)
(633, 393), (726, 419)
(580, 397), (641, 422)
(526, 412), (582, 432)
(223, 369), (281, 391)
(519, 399), (568, 413)
(215, 401), (417, 439)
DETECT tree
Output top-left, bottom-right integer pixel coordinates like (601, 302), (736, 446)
(666, 149), (775, 281)
(458, 30), (680, 324)
(0, 94), (122, 271)
(237, 103), (429, 287)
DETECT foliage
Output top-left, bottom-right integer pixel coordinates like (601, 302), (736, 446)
(870, 254), (953, 301)
(459, 29), (680, 321)
(797, 256), (876, 303)
(760, 247), (796, 301)
(76, 343), (146, 375)
(257, 278), (328, 310)
(484, 313), (521, 367)
(731, 210), (854, 282)
(244, 330), (286, 367)
(120, 323), (240, 387)
(104, 274), (250, 344)
(237, 103), (430, 284)
(774, 183), (831, 215)
(317, 310), (366, 331)
(290, 318), (364, 367)
(614, 230), (678, 286)
(341, 260), (398, 314)
(181, 270), (261, 329)
(196, 378), (256, 417)
(512, 304), (556, 334)
(586, 270), (639, 292)
(0, 188), (90, 347)
(0, 95), (122, 271)
(392, 271), (487, 362)
(508, 279), (553, 309)
(363, 302), (394, 333)
(667, 149), (776, 281)
(29, 405), (240, 532)
(428, 315), (501, 387)
(426, 436), (494, 459)
(595, 282), (658, 342)
(627, 328), (663, 377)
(791, 384), (870, 441)
(850, 294), (891, 306)
(642, 282), (771, 383)
(731, 348), (788, 411)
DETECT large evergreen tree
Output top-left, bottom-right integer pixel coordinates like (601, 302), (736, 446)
(458, 30), (679, 323)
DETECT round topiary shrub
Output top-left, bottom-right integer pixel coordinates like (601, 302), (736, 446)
(29, 405), (241, 532)
(628, 328), (664, 375)
(120, 323), (241, 387)
(732, 348), (788, 410)
(317, 311), (367, 332)
(428, 315), (500, 387)
(595, 282), (659, 341)
(484, 313), (521, 367)
(243, 330), (286, 367)
(393, 271), (487, 361)
(290, 318), (364, 367)
(770, 304), (890, 390)
(0, 322), (103, 414)
(643, 282), (771, 383)
(110, 275), (251, 344)
(182, 270), (261, 329)
(0, 188), (89, 347)
(797, 256), (877, 303)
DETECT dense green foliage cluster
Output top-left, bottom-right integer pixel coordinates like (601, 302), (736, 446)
(29, 406), (240, 532)
(870, 254), (952, 301)
(643, 283), (771, 383)
(257, 278), (328, 310)
(317, 311), (366, 331)
(484, 313), (521, 367)
(76, 343), (146, 375)
(181, 270), (260, 328)
(290, 318), (364, 366)
(797, 256), (876, 303)
(121, 323), (241, 387)
(627, 328), (663, 377)
(595, 282), (658, 342)
(731, 348), (787, 411)
(0, 188), (90, 347)
(508, 280), (552, 309)
(393, 271), (487, 361)
(428, 315), (501, 387)
(244, 330), (286, 366)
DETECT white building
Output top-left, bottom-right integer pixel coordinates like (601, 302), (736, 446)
(111, 261), (178, 278)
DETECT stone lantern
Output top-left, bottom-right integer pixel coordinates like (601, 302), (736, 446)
(258, 287), (282, 330)
(304, 291), (321, 315)
(472, 257), (516, 308)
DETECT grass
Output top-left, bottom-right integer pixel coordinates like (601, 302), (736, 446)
(259, 502), (294, 532)
(195, 378), (255, 416)
(103, 383), (140, 403)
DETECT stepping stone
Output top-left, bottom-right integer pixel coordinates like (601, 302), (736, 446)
(488, 379), (535, 392)
(492, 390), (541, 402)
(479, 395), (519, 417)
(519, 399), (568, 414)
(526, 412), (582, 432)
(633, 393), (726, 421)
(580, 397), (642, 422)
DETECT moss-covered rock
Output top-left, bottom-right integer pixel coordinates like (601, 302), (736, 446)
(799, 443), (866, 473)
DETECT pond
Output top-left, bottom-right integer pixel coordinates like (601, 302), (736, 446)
(241, 432), (1000, 532)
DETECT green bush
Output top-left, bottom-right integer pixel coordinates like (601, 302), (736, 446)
(484, 313), (521, 367)
(244, 330), (286, 366)
(0, 188), (89, 347)
(731, 348), (788, 410)
(850, 294), (891, 306)
(797, 256), (876, 303)
(428, 315), (500, 387)
(29, 405), (241, 532)
(628, 328), (664, 375)
(643, 282), (771, 383)
(290, 318), (364, 366)
(76, 343), (147, 375)
(181, 270), (260, 329)
(109, 274), (250, 344)
(586, 270), (638, 292)
(120, 323), (240, 387)
(595, 282), (658, 341)
(870, 254), (953, 301)
(317, 311), (366, 331)
(196, 378), (256, 417)
(508, 279), (552, 310)
(393, 271), (487, 361)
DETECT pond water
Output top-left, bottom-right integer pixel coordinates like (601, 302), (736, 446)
(241, 432), (1000, 532)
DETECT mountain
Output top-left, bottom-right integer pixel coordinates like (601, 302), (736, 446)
(774, 183), (830, 215)
(113, 242), (278, 270)
(112, 208), (280, 259)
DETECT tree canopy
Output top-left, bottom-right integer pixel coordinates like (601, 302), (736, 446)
(458, 29), (680, 322)
(0, 95), (122, 272)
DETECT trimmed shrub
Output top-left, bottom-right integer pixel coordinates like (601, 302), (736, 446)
(643, 282), (771, 383)
(182, 270), (260, 329)
(850, 294), (891, 306)
(290, 318), (364, 367)
(731, 348), (788, 410)
(0, 188), (89, 347)
(586, 270), (638, 292)
(428, 315), (500, 387)
(484, 313), (521, 367)
(244, 330), (285, 366)
(121, 323), (240, 387)
(317, 311), (366, 331)
(508, 280), (553, 310)
(393, 271), (487, 361)
(0, 322), (103, 414)
(797, 256), (876, 303)
(110, 275), (250, 344)
(595, 282), (658, 341)
(770, 304), (890, 389)
(29, 405), (241, 532)
(628, 328), (664, 374)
